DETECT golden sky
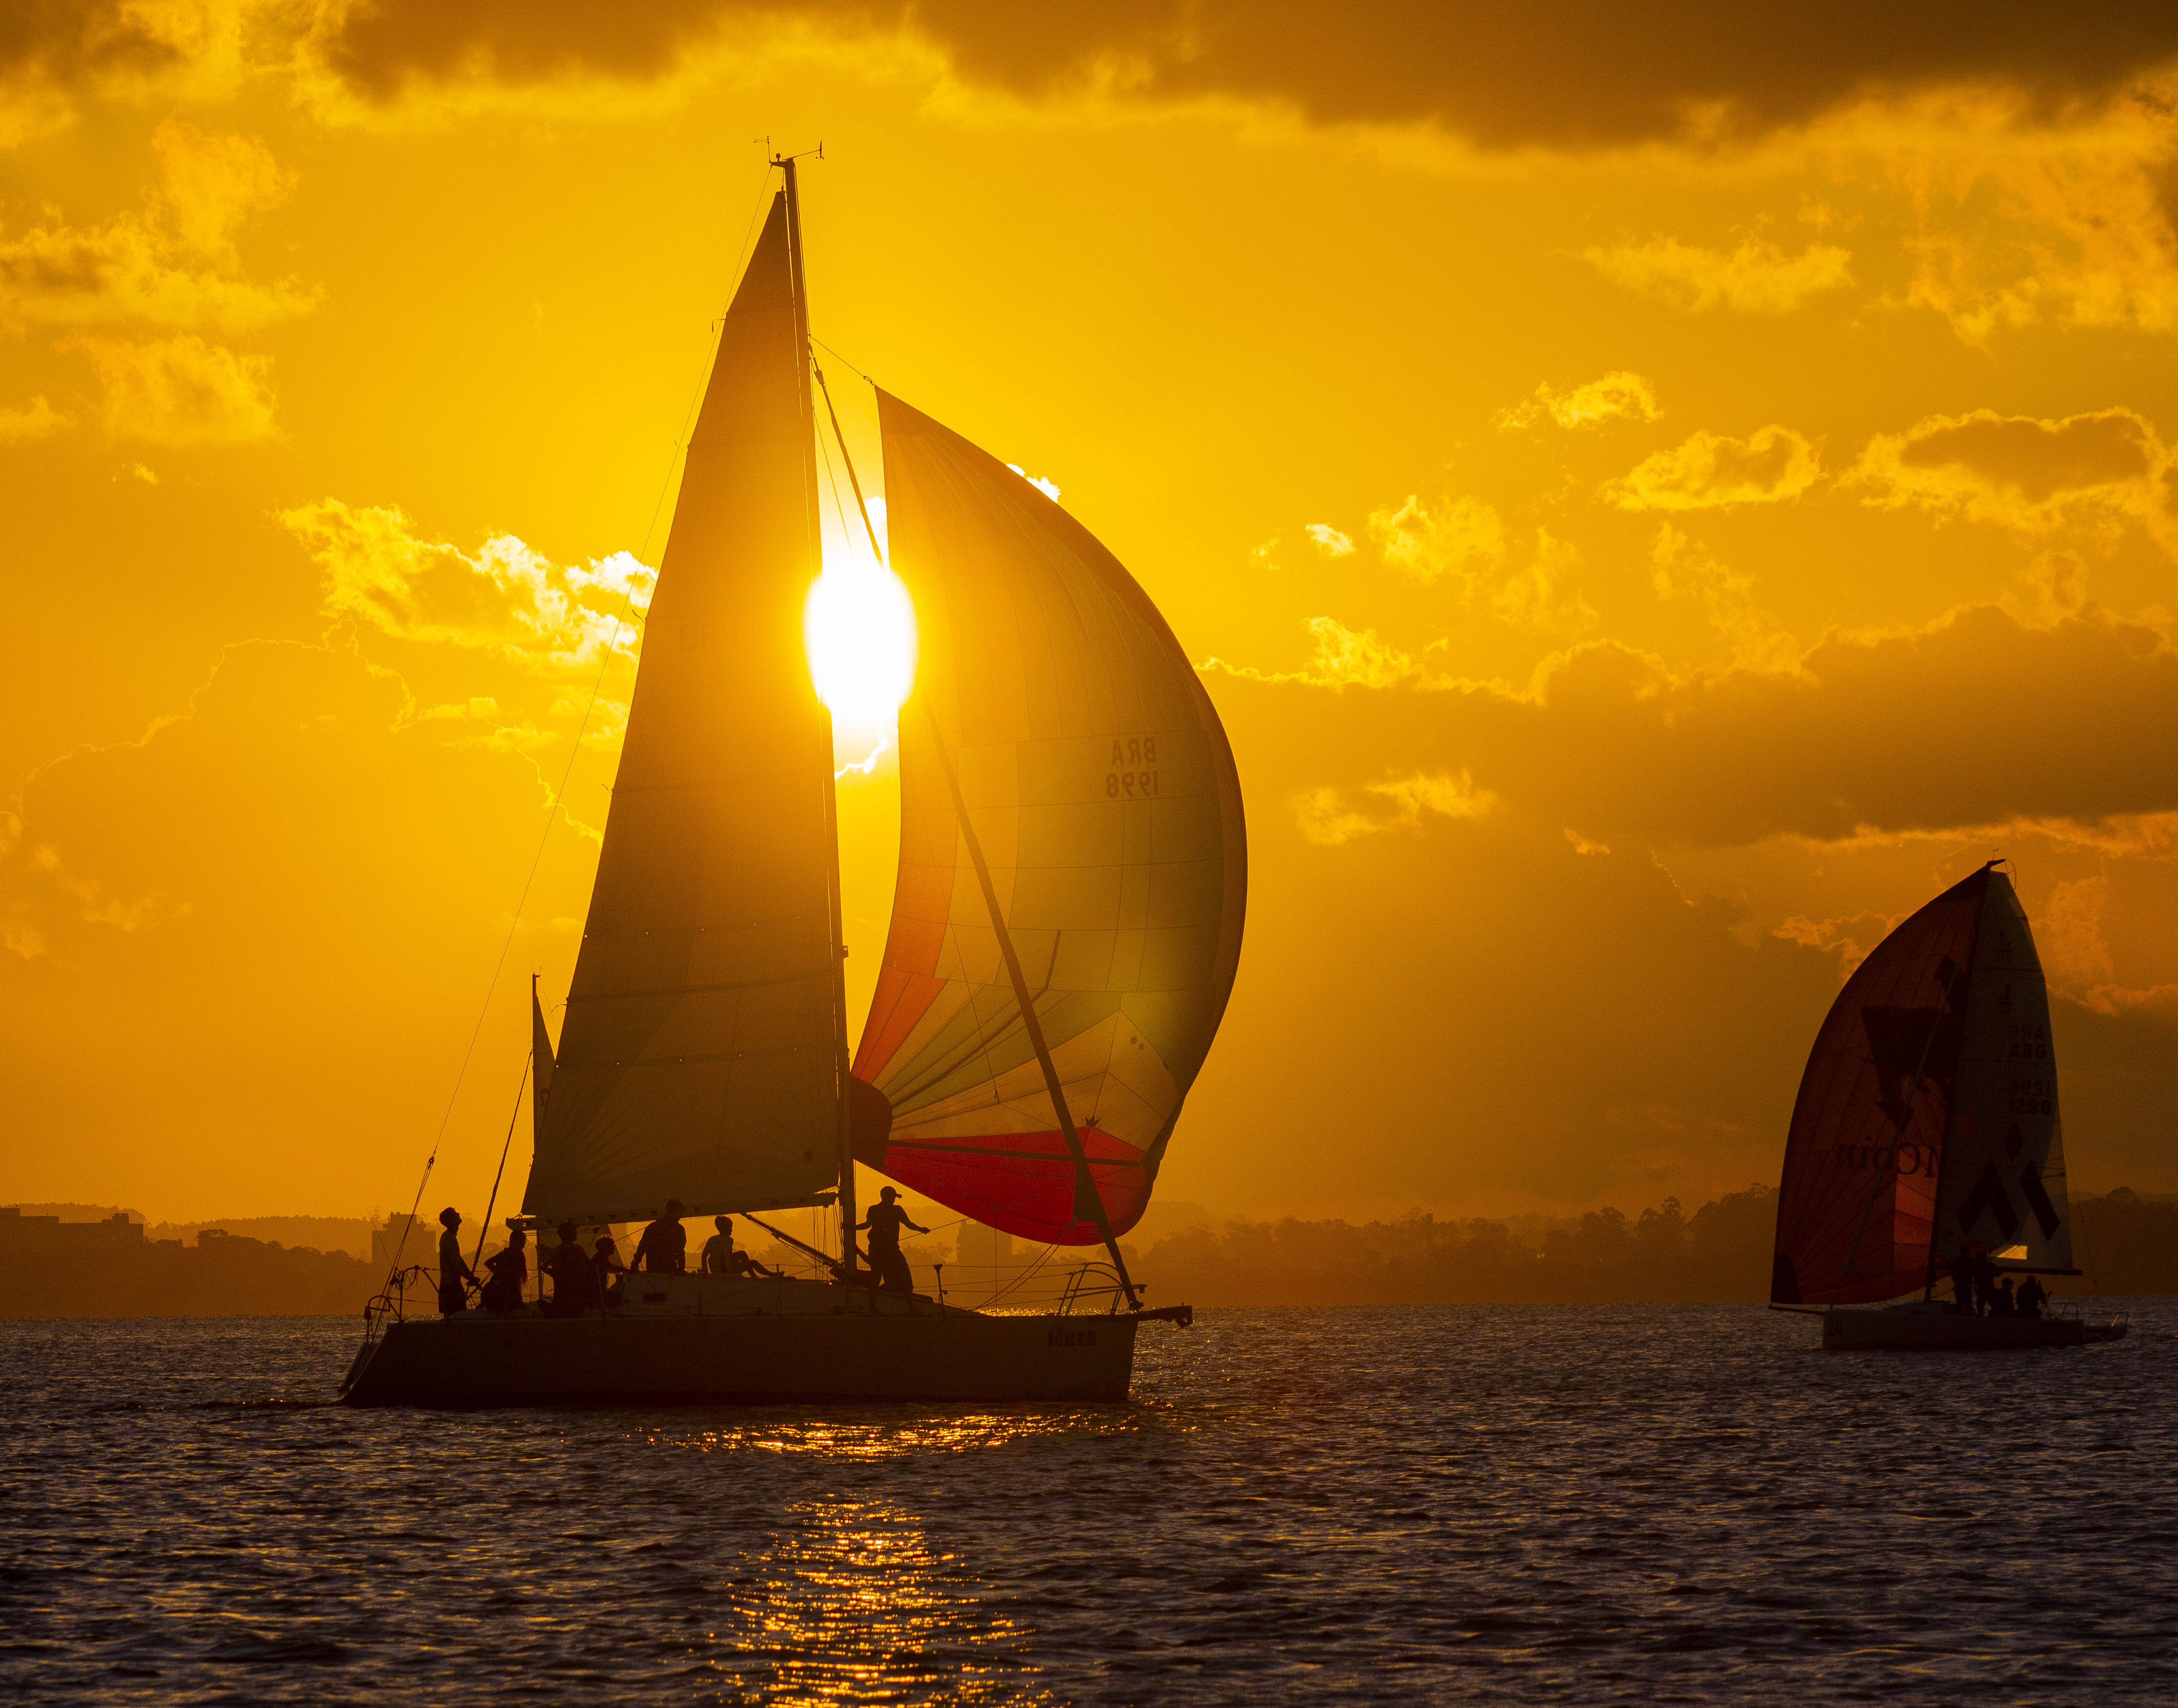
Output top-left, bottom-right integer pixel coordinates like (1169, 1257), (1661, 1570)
(9, 2), (2178, 1225)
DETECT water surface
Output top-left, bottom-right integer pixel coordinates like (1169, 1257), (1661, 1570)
(3, 1302), (2172, 1703)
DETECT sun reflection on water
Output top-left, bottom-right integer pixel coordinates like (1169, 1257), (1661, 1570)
(710, 1496), (1054, 1707)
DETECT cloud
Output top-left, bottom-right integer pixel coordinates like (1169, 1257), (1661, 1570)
(0, 122), (313, 332)
(1208, 603), (2178, 852)
(280, 498), (654, 671)
(303, 3), (2178, 151)
(1603, 425), (1821, 511)
(0, 394), (63, 442)
(1582, 237), (1853, 312)
(1367, 491), (1505, 585)
(1304, 522), (1354, 555)
(1848, 406), (2172, 532)
(1497, 370), (1659, 431)
(1296, 769), (1496, 845)
(1649, 524), (1796, 668)
(74, 334), (277, 443)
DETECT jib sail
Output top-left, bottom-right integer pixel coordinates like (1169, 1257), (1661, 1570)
(850, 392), (1247, 1245)
(521, 195), (841, 1225)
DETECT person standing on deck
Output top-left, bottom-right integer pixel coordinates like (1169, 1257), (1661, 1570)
(2017, 1274), (2050, 1319)
(634, 1200), (689, 1274)
(543, 1221), (593, 1314)
(1946, 1252), (1977, 1315)
(479, 1228), (528, 1312)
(856, 1187), (928, 1295)
(1991, 1276), (2017, 1317)
(436, 1208), (480, 1314)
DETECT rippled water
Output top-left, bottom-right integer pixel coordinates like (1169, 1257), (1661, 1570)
(3, 1302), (2174, 1704)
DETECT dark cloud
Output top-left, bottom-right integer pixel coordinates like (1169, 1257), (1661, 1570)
(0, 2), (182, 87)
(1897, 409), (2158, 501)
(1214, 604), (2178, 850)
(316, 1), (2178, 146)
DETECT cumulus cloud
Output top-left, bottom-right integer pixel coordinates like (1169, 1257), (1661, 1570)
(1304, 522), (1354, 555)
(1368, 491), (1506, 585)
(303, 3), (2178, 152)
(75, 333), (277, 442)
(281, 498), (654, 671)
(1649, 524), (1796, 668)
(1582, 237), (1854, 313)
(0, 394), (63, 442)
(1848, 406), (2172, 532)
(0, 121), (312, 332)
(1497, 370), (1660, 431)
(1603, 425), (1821, 511)
(1296, 768), (1497, 845)
(1209, 603), (2178, 853)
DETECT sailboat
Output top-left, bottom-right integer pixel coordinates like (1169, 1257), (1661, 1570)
(1769, 862), (2126, 1351)
(341, 156), (1245, 1405)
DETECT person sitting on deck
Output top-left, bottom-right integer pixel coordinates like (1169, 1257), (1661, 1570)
(593, 1233), (629, 1307)
(634, 1200), (689, 1274)
(856, 1187), (929, 1295)
(437, 1207), (480, 1315)
(699, 1216), (779, 1281)
(479, 1227), (528, 1312)
(543, 1220), (594, 1315)
(1990, 1276), (2017, 1317)
(2017, 1274), (2050, 1319)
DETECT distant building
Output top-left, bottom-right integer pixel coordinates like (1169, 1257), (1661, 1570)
(371, 1212), (421, 1273)
(0, 1208), (143, 1253)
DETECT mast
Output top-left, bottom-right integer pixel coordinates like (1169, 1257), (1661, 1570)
(778, 150), (859, 1284)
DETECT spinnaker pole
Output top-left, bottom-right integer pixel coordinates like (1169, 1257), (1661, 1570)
(778, 149), (858, 1284)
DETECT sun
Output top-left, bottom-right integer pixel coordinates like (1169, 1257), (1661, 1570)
(805, 533), (916, 741)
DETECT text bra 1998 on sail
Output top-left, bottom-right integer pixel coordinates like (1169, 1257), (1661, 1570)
(340, 153), (1244, 1406)
(1768, 862), (2126, 1353)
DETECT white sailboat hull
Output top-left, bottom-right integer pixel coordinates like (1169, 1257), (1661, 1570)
(1821, 1302), (2128, 1351)
(341, 1286), (1145, 1405)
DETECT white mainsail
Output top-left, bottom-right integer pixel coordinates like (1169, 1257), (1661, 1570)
(520, 194), (841, 1224)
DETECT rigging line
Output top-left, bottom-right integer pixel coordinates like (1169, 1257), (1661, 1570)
(470, 1053), (534, 1275)
(812, 336), (875, 387)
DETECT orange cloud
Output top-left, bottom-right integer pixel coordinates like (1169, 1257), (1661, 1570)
(281, 499), (654, 672)
(1211, 603), (2178, 851)
(1497, 370), (1659, 431)
(1848, 406), (2172, 532)
(1581, 237), (1853, 313)
(1367, 490), (1505, 585)
(1603, 425), (1821, 511)
(74, 334), (277, 443)
(304, 3), (2178, 151)
(0, 394), (63, 441)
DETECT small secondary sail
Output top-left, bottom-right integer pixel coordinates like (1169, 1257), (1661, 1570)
(850, 392), (1247, 1245)
(521, 195), (840, 1224)
(1771, 864), (2072, 1304)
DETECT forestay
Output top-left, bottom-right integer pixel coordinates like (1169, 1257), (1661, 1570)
(850, 392), (1246, 1245)
(522, 196), (841, 1224)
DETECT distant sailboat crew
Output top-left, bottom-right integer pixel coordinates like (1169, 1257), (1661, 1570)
(1769, 862), (2126, 1351)
(341, 153), (1237, 1405)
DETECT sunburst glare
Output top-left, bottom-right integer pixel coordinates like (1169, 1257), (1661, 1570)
(805, 494), (915, 744)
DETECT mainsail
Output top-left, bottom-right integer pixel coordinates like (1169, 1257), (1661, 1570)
(521, 194), (841, 1224)
(850, 392), (1247, 1245)
(1771, 863), (2072, 1305)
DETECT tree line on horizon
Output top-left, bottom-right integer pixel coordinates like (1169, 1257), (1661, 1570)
(6, 1186), (2175, 1317)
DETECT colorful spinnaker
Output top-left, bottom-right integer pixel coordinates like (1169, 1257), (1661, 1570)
(1771, 863), (2072, 1306)
(849, 392), (1248, 1245)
